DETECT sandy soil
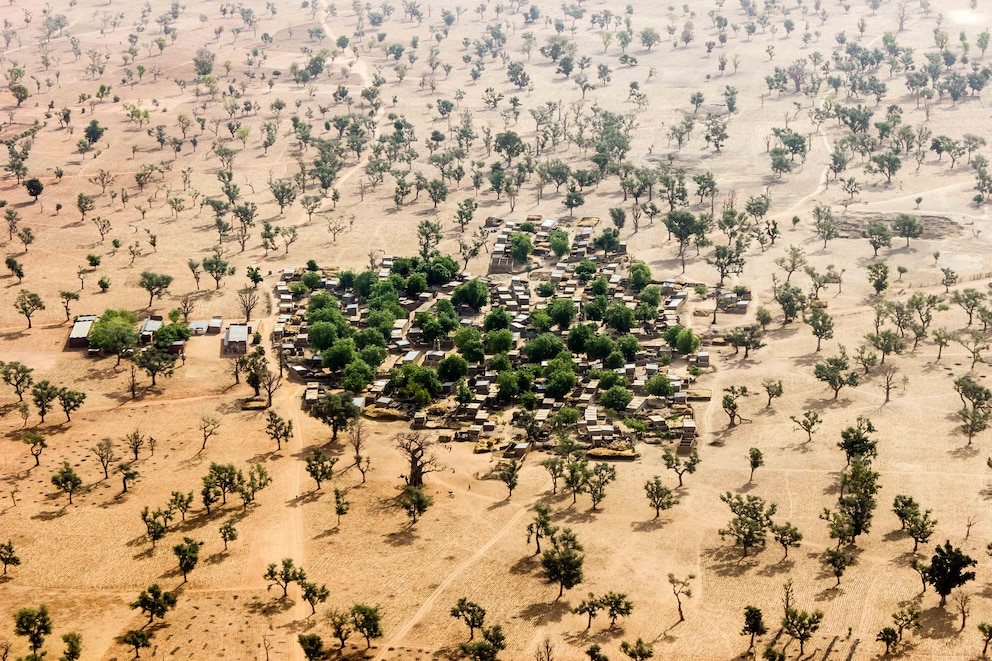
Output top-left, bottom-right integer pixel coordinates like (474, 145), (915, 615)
(3, 0), (992, 659)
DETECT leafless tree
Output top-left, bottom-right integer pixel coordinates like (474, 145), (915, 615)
(878, 363), (904, 403)
(177, 293), (196, 322)
(395, 431), (445, 487)
(261, 369), (281, 407)
(955, 593), (972, 631)
(534, 638), (556, 661)
(124, 430), (146, 461)
(236, 286), (260, 321)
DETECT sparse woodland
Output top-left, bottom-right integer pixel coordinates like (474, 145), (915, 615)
(4, 0), (992, 658)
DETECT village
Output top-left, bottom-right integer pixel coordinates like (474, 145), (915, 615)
(277, 215), (725, 464)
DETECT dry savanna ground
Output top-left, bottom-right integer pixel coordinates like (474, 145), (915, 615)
(2, 0), (992, 659)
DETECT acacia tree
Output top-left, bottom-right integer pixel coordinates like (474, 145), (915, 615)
(526, 503), (557, 554)
(450, 598), (486, 640)
(14, 290), (44, 328)
(129, 584), (178, 625)
(542, 528), (584, 599)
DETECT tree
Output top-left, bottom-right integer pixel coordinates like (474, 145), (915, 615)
(132, 346), (176, 386)
(298, 634), (325, 661)
(906, 510), (937, 553)
(644, 476), (679, 517)
(1, 539), (21, 574)
(130, 585), (178, 625)
(89, 309), (139, 365)
(928, 541), (977, 606)
(497, 460), (520, 498)
(265, 558), (305, 598)
(742, 606), (767, 652)
(719, 492), (777, 557)
(312, 393), (359, 441)
(892, 604), (921, 642)
(395, 432), (444, 487)
(235, 287), (259, 322)
(51, 461), (82, 504)
(58, 291), (79, 323)
(527, 503), (557, 554)
(542, 528), (584, 599)
(14, 290), (44, 328)
(57, 388), (85, 422)
(450, 598), (486, 640)
(620, 638), (654, 661)
(350, 604), (384, 648)
(451, 279), (489, 311)
(586, 462), (617, 510)
(22, 431), (47, 466)
(137, 272), (173, 308)
(173, 537), (203, 583)
(414, 220), (444, 261)
(31, 381), (60, 423)
(748, 448), (764, 483)
(264, 411), (293, 451)
(663, 448), (700, 487)
(639, 27), (661, 51)
(1, 361), (34, 401)
(198, 416), (221, 451)
(300, 580), (330, 615)
(979, 622), (992, 657)
(893, 214), (923, 247)
(600, 591), (634, 627)
(60, 631), (82, 661)
(781, 607), (823, 656)
(23, 178), (43, 201)
(15, 605), (53, 658)
(117, 462), (139, 493)
(202, 247), (234, 290)
(823, 547), (856, 586)
(399, 485), (432, 523)
(76, 192), (95, 221)
(509, 232), (534, 265)
(877, 627), (898, 655)
(120, 630), (150, 658)
(668, 573), (693, 622)
(865, 221), (892, 257)
(814, 347), (860, 398)
(573, 594), (603, 630)
(304, 448), (337, 490)
(218, 520), (238, 551)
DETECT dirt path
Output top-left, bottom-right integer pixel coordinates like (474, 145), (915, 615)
(373, 501), (531, 660)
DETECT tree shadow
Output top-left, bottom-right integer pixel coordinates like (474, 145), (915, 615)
(701, 544), (760, 577)
(384, 527), (419, 546)
(509, 554), (539, 576)
(558, 507), (596, 524)
(949, 444), (980, 460)
(246, 595), (294, 616)
(313, 526), (341, 540)
(204, 551), (228, 565)
(517, 599), (571, 625)
(562, 624), (624, 647)
(630, 517), (672, 532)
(758, 558), (795, 576)
(30, 509), (66, 521)
(918, 606), (957, 639)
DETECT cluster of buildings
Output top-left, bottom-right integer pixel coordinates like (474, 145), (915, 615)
(282, 216), (712, 456)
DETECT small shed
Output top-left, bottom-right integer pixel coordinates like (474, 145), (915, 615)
(139, 316), (163, 344)
(222, 324), (250, 355)
(208, 316), (224, 334)
(504, 442), (531, 459)
(67, 315), (97, 349)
